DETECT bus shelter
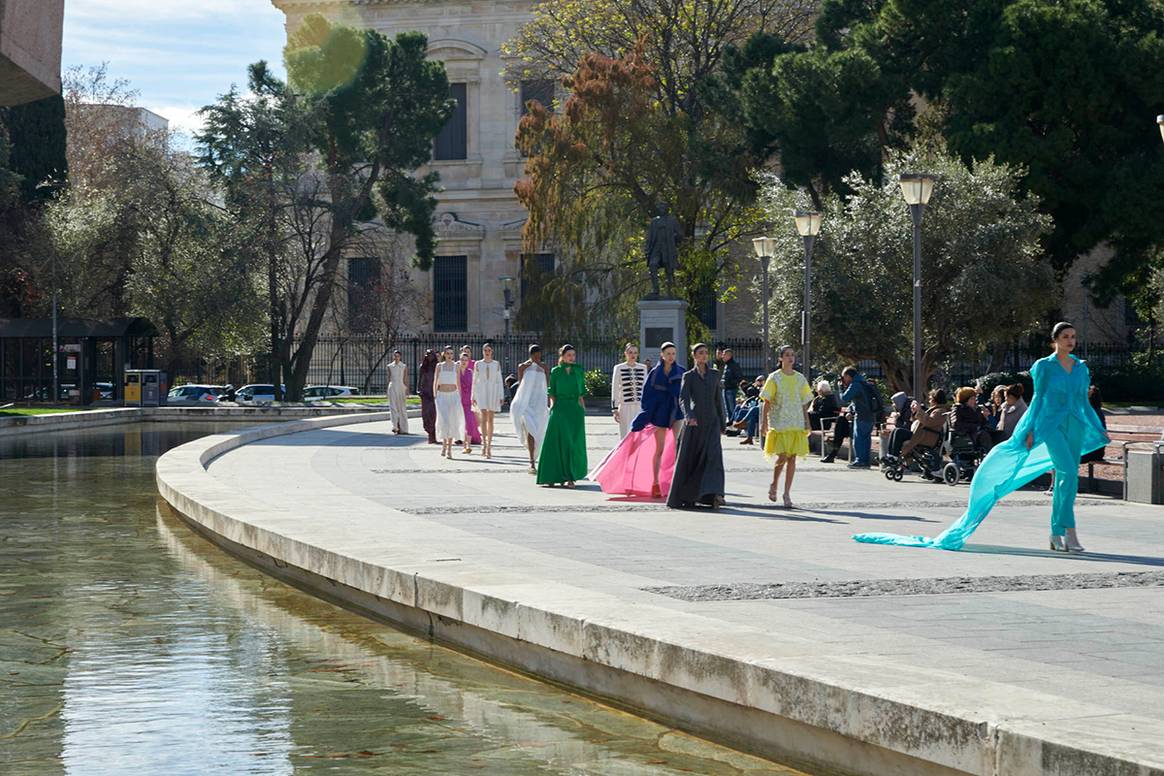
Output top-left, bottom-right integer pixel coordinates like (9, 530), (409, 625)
(0, 317), (158, 404)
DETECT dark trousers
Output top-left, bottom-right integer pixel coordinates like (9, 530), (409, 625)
(887, 428), (912, 458)
(420, 392), (436, 442)
(722, 388), (737, 428)
(733, 403), (760, 438)
(820, 415), (850, 459)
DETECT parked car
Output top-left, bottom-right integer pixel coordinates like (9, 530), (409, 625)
(234, 384), (283, 404)
(167, 384), (224, 405)
(302, 385), (358, 402)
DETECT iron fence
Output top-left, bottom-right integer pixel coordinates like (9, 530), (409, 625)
(175, 335), (1139, 396)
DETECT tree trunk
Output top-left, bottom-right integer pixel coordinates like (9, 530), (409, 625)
(286, 217), (348, 401)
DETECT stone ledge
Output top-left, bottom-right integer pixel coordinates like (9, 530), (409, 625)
(0, 404), (408, 437)
(154, 415), (1164, 776)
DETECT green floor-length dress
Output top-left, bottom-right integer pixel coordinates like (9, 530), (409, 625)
(537, 363), (588, 484)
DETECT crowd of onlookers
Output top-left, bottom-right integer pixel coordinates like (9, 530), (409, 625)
(718, 357), (1108, 473)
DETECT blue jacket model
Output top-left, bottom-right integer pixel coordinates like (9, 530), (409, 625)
(632, 360), (685, 432)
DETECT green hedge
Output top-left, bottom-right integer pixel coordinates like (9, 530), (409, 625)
(1090, 354), (1164, 404)
(970, 356), (1164, 405)
(585, 368), (611, 398)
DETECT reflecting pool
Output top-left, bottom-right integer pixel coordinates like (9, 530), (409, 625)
(0, 423), (808, 775)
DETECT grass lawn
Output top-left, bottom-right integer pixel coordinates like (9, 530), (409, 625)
(0, 407), (89, 417)
(332, 396), (420, 406)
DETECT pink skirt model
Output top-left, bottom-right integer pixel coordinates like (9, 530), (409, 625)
(588, 424), (678, 497)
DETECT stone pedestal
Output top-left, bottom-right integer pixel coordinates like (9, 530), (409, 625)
(638, 299), (688, 364)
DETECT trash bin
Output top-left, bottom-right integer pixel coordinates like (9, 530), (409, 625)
(1125, 443), (1164, 504)
(124, 369), (167, 407)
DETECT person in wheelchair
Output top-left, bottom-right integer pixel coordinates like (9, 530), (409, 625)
(894, 389), (950, 478)
(951, 386), (994, 453)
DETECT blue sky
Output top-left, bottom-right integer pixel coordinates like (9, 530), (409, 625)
(62, 0), (288, 137)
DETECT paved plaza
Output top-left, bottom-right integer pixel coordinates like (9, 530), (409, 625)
(181, 413), (1164, 772)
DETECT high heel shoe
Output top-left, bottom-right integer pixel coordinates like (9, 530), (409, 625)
(1065, 529), (1086, 553)
(1049, 534), (1067, 552)
(783, 493), (794, 510)
(651, 483), (662, 499)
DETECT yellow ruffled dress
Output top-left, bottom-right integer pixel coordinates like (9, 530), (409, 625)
(760, 370), (813, 460)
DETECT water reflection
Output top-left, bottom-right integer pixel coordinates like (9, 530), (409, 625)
(0, 423), (807, 775)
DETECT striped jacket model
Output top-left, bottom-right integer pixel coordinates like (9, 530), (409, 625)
(611, 362), (648, 410)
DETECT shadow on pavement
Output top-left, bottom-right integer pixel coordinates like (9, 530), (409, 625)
(718, 506), (843, 523)
(811, 509), (939, 523)
(962, 543), (1164, 567)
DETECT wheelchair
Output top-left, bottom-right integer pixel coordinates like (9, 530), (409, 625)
(939, 426), (987, 486)
(882, 440), (945, 483)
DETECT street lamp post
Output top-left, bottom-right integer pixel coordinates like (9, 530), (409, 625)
(793, 211), (822, 383)
(499, 275), (514, 336)
(499, 275), (514, 371)
(751, 237), (777, 373)
(898, 173), (935, 401)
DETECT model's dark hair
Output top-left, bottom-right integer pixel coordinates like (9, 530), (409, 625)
(692, 342), (708, 355)
(928, 388), (947, 405)
(393, 350), (401, 356)
(1006, 383), (1024, 399)
(777, 345), (795, 359)
(529, 344), (541, 355)
(1052, 321), (1075, 340)
(559, 343), (575, 356)
(482, 342), (493, 350)
(660, 341), (676, 352)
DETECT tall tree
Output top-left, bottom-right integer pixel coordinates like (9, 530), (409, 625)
(758, 146), (1052, 391)
(739, 0), (1164, 302)
(507, 0), (816, 335)
(722, 26), (913, 205)
(198, 15), (453, 400)
(887, 0), (1164, 299)
(0, 95), (68, 203)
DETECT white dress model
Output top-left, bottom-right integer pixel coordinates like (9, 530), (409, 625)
(435, 362), (465, 441)
(471, 359), (503, 412)
(386, 361), (409, 433)
(509, 363), (549, 456)
(611, 361), (648, 438)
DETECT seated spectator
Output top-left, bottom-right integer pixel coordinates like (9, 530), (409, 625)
(982, 385), (1005, 438)
(952, 386), (993, 452)
(730, 378), (764, 444)
(900, 389), (950, 462)
(996, 383), (1027, 441)
(811, 381), (850, 463)
(885, 391), (915, 459)
(742, 377), (761, 401)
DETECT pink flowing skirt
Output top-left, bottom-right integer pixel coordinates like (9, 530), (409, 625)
(460, 393), (481, 444)
(588, 425), (677, 497)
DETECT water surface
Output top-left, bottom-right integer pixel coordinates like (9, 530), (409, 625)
(0, 422), (807, 775)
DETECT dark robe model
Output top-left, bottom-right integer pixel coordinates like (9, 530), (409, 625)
(419, 356), (437, 443)
(667, 365), (726, 508)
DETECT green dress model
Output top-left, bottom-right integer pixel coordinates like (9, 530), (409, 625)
(537, 363), (588, 484)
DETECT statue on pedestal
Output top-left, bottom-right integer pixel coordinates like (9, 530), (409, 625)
(644, 202), (682, 298)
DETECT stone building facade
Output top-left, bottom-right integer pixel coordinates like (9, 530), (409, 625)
(272, 0), (550, 337)
(0, 0), (64, 106)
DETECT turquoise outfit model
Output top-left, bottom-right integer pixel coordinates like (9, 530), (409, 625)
(854, 354), (1107, 550)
